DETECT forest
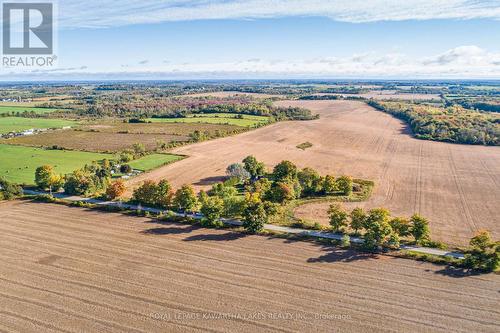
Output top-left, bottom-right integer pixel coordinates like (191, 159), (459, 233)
(368, 100), (500, 146)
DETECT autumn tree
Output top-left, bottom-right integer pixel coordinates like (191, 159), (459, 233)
(131, 179), (172, 208)
(198, 190), (209, 206)
(242, 155), (265, 180)
(273, 160), (298, 182)
(328, 203), (348, 232)
(106, 179), (126, 200)
(322, 175), (337, 194)
(64, 163), (110, 196)
(242, 193), (277, 233)
(246, 177), (272, 195)
(463, 230), (499, 272)
(132, 180), (159, 206)
(363, 208), (395, 251)
(35, 165), (54, 190)
(35, 165), (63, 194)
(132, 143), (146, 156)
(265, 181), (296, 203)
(200, 196), (224, 227)
(173, 185), (198, 215)
(350, 207), (367, 234)
(297, 167), (322, 196)
(157, 179), (173, 208)
(0, 177), (23, 200)
(389, 217), (411, 237)
(410, 214), (430, 244)
(336, 175), (353, 196)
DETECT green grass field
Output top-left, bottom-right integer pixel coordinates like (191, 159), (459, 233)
(0, 106), (61, 115)
(0, 144), (112, 184)
(147, 113), (269, 127)
(0, 117), (76, 134)
(128, 153), (184, 171)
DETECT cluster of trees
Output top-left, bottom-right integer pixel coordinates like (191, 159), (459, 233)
(450, 98), (500, 113)
(299, 95), (342, 100)
(319, 87), (367, 94)
(463, 230), (499, 272)
(130, 156), (352, 232)
(154, 103), (317, 121)
(29, 155), (499, 272)
(227, 157), (355, 204)
(64, 163), (111, 196)
(187, 128), (246, 142)
(84, 95), (249, 117)
(369, 100), (499, 146)
(131, 179), (243, 228)
(328, 204), (431, 250)
(35, 159), (128, 198)
(82, 93), (316, 121)
(0, 177), (23, 200)
(132, 179), (175, 208)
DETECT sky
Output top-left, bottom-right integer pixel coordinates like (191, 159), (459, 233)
(2, 0), (500, 80)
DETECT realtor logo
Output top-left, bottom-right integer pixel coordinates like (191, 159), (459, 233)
(2, 2), (53, 55)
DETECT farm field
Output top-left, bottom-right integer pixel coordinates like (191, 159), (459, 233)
(126, 100), (500, 246)
(0, 106), (61, 114)
(128, 153), (184, 171)
(147, 113), (269, 127)
(4, 121), (246, 152)
(2, 130), (188, 152)
(0, 117), (75, 134)
(80, 121), (244, 135)
(0, 201), (498, 333)
(0, 102), (41, 107)
(0, 144), (112, 184)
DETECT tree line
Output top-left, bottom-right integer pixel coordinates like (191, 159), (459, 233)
(81, 94), (317, 121)
(368, 100), (499, 146)
(29, 155), (499, 272)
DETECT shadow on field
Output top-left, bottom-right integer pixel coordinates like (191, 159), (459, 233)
(432, 266), (483, 278)
(307, 247), (378, 263)
(263, 235), (378, 263)
(194, 176), (228, 186)
(183, 232), (247, 242)
(141, 224), (201, 235)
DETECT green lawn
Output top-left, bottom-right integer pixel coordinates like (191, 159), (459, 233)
(128, 153), (184, 172)
(0, 117), (76, 134)
(0, 106), (61, 115)
(0, 144), (112, 184)
(147, 113), (269, 127)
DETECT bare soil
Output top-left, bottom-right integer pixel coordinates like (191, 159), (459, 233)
(0, 201), (498, 333)
(127, 100), (500, 246)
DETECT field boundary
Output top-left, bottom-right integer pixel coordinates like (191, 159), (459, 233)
(22, 189), (465, 259)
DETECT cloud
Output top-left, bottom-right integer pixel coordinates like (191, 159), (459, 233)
(422, 45), (496, 65)
(138, 60), (149, 65)
(3, 46), (500, 80)
(56, 1), (500, 28)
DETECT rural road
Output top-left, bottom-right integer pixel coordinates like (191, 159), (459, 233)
(23, 190), (465, 259)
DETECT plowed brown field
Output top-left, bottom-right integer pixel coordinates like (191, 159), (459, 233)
(126, 100), (500, 245)
(0, 201), (498, 332)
